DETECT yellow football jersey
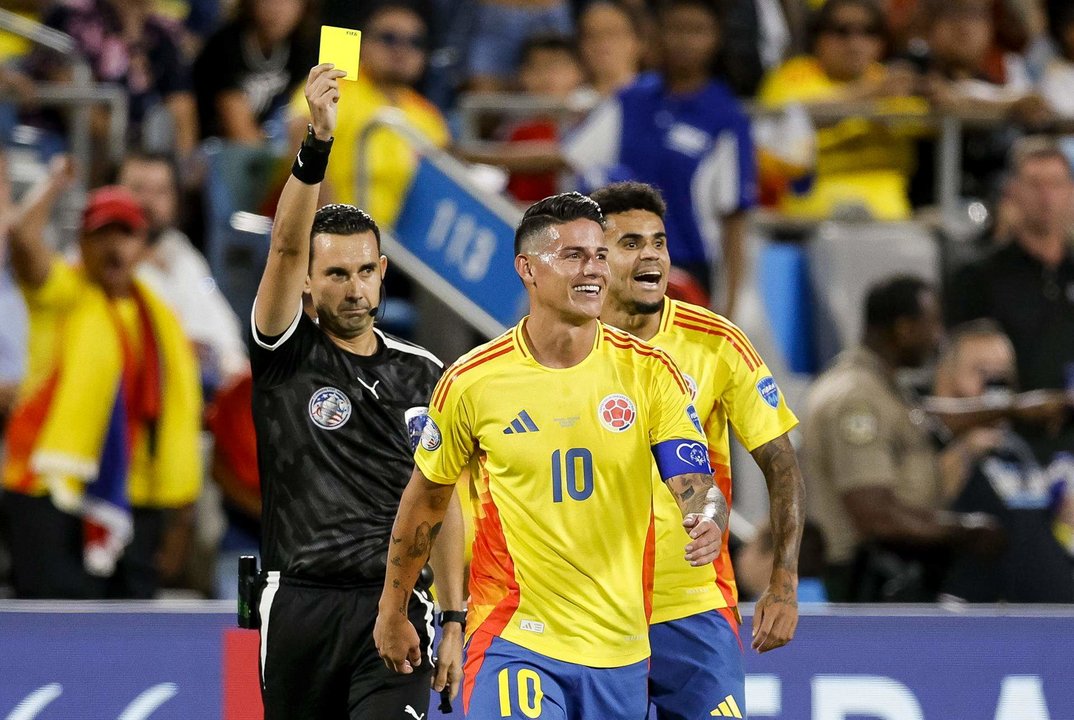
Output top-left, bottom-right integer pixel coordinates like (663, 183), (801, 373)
(647, 300), (799, 624)
(415, 318), (706, 667)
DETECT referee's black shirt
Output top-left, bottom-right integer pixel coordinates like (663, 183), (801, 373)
(249, 310), (443, 585)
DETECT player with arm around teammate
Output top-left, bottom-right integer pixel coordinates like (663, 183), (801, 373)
(374, 192), (727, 719)
(250, 64), (465, 720)
(593, 181), (805, 720)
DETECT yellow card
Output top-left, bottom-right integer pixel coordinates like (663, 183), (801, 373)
(319, 26), (361, 81)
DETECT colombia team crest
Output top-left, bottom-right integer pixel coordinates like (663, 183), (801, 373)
(308, 387), (352, 430)
(598, 393), (637, 432)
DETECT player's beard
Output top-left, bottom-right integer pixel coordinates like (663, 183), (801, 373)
(631, 298), (663, 315)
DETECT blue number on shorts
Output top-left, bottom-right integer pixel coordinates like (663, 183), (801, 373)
(551, 448), (594, 503)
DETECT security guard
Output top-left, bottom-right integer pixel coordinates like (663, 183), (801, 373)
(803, 276), (1000, 601)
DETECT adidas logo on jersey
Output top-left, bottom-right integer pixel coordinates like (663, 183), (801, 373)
(503, 410), (539, 434)
(710, 695), (743, 717)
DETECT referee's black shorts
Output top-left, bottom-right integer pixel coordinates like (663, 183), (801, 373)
(258, 572), (435, 720)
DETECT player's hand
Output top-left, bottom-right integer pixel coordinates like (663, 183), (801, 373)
(682, 515), (721, 566)
(304, 63), (345, 140)
(751, 570), (798, 653)
(432, 622), (463, 700)
(373, 610), (422, 674)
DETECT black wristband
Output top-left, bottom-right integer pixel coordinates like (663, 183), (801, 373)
(440, 610), (466, 630)
(291, 142), (330, 185)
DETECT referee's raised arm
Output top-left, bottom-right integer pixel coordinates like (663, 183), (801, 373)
(254, 63), (346, 337)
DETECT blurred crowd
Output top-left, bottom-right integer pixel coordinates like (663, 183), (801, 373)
(1, 0), (1073, 604)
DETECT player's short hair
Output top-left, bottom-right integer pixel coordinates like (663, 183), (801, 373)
(519, 32), (579, 67)
(514, 192), (605, 255)
(589, 181), (667, 220)
(864, 275), (932, 331)
(310, 204), (382, 266)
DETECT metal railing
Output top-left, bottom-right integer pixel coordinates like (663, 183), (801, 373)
(0, 8), (128, 191)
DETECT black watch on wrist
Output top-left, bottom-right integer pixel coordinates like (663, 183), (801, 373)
(440, 610), (466, 631)
(303, 123), (334, 150)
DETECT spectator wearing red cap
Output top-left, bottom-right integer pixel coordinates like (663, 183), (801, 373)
(0, 157), (202, 599)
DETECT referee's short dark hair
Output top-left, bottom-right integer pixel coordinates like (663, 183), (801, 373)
(514, 192), (604, 255)
(310, 204), (382, 266)
(864, 275), (932, 331)
(589, 181), (667, 220)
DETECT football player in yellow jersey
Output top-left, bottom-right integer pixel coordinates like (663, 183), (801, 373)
(592, 181), (806, 720)
(375, 192), (727, 719)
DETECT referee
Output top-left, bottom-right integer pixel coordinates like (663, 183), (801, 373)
(250, 63), (465, 719)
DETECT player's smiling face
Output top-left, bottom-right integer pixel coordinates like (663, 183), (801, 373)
(306, 231), (386, 340)
(603, 209), (670, 316)
(524, 218), (609, 323)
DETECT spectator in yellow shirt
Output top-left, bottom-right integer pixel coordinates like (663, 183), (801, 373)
(758, 0), (925, 220)
(288, 2), (449, 226)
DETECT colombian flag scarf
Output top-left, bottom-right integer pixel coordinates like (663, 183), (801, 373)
(3, 274), (201, 576)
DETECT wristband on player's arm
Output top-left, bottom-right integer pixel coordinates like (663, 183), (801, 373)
(291, 124), (333, 185)
(439, 610), (466, 632)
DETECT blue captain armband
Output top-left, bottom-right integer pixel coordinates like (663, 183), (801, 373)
(653, 439), (712, 480)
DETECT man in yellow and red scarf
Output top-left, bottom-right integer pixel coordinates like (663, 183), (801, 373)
(1, 157), (202, 599)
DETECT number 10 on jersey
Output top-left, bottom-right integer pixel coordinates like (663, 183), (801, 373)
(551, 448), (594, 502)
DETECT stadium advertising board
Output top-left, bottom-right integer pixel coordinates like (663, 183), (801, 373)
(390, 156), (525, 334)
(1, 606), (1071, 719)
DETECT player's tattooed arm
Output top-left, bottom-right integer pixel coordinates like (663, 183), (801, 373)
(666, 472), (728, 533)
(428, 490), (466, 700)
(428, 489), (465, 612)
(750, 432), (805, 581)
(397, 521), (442, 561)
(666, 472), (727, 566)
(749, 431), (805, 652)
(376, 469), (456, 675)
(381, 471), (454, 614)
